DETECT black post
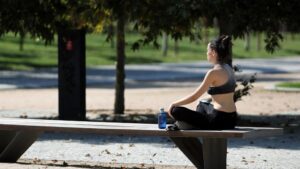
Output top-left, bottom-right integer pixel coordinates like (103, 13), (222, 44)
(58, 29), (86, 120)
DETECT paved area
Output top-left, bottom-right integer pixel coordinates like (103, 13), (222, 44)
(1, 57), (300, 89)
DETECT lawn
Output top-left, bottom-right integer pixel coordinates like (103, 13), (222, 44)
(276, 82), (300, 88)
(0, 31), (300, 70)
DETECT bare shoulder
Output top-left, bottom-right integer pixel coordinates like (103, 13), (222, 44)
(206, 68), (220, 77)
(204, 69), (218, 81)
(205, 68), (226, 84)
(212, 66), (228, 76)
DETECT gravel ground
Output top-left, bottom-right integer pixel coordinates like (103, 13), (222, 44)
(9, 127), (298, 169)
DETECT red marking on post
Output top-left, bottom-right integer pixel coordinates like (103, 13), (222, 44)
(66, 40), (73, 51)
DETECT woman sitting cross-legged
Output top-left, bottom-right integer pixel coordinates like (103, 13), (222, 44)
(168, 35), (237, 130)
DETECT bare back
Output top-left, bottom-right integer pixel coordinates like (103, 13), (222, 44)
(210, 64), (236, 112)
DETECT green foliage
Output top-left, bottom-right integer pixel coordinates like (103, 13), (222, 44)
(233, 68), (257, 103)
(115, 0), (300, 54)
(0, 0), (60, 43)
(1, 0), (300, 53)
(129, 0), (203, 50)
(0, 0), (108, 43)
(264, 32), (283, 53)
(199, 0), (291, 53)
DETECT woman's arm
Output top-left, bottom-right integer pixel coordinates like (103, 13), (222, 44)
(168, 69), (215, 115)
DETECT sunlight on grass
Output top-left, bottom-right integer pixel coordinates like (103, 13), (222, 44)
(276, 82), (300, 88)
(0, 32), (300, 70)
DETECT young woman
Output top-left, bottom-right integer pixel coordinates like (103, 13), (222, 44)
(168, 35), (237, 130)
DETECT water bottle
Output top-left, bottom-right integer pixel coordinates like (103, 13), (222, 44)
(158, 108), (167, 129)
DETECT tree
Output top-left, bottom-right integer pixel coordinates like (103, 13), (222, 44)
(19, 32), (25, 51)
(162, 32), (168, 56)
(174, 39), (179, 57)
(100, 1), (127, 114)
(107, 22), (115, 49)
(101, 0), (207, 114)
(244, 32), (251, 51)
(256, 32), (262, 51)
(0, 0), (60, 43)
(0, 0), (107, 42)
(200, 17), (210, 45)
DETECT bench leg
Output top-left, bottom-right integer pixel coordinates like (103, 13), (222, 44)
(202, 138), (227, 169)
(170, 137), (204, 169)
(0, 130), (41, 162)
(0, 131), (17, 153)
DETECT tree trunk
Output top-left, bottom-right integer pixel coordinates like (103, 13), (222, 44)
(109, 23), (115, 48)
(114, 7), (126, 115)
(195, 21), (201, 45)
(19, 32), (25, 51)
(174, 39), (179, 57)
(203, 27), (209, 45)
(202, 17), (209, 45)
(213, 17), (219, 37)
(256, 32), (262, 51)
(244, 32), (250, 51)
(162, 32), (168, 57)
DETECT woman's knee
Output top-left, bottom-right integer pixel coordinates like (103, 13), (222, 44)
(171, 106), (187, 120)
(170, 106), (181, 117)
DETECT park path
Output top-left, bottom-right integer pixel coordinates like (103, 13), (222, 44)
(1, 57), (300, 89)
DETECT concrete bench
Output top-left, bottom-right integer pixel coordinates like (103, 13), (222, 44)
(0, 118), (283, 169)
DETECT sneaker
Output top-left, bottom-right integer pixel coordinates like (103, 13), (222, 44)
(166, 124), (180, 131)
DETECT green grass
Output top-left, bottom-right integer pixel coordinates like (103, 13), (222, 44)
(0, 31), (300, 70)
(276, 82), (300, 88)
(233, 34), (300, 58)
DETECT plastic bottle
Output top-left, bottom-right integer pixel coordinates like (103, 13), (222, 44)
(158, 108), (167, 129)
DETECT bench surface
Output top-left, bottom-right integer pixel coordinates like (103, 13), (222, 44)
(0, 118), (282, 138)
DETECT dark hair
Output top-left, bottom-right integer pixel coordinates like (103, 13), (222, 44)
(209, 35), (232, 65)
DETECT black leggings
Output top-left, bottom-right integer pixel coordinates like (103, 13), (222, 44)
(171, 101), (237, 130)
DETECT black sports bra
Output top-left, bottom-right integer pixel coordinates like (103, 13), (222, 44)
(207, 64), (236, 95)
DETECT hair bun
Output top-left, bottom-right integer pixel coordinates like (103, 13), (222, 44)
(220, 35), (231, 49)
(222, 35), (230, 40)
